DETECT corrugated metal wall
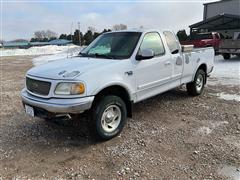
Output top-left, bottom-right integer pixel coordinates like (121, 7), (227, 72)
(204, 0), (240, 20)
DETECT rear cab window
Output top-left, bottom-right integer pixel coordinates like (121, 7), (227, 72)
(215, 33), (220, 39)
(192, 33), (213, 40)
(163, 31), (181, 54)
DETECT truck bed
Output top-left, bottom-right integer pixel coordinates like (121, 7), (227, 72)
(180, 47), (214, 85)
(220, 39), (240, 49)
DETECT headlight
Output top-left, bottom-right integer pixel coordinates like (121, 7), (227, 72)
(55, 82), (85, 95)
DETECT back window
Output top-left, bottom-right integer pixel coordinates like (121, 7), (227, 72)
(215, 34), (220, 39)
(192, 33), (213, 40)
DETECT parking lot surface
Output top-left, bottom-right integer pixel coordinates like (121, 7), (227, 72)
(0, 56), (239, 179)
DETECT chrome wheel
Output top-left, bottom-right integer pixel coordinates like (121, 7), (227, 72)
(187, 69), (206, 96)
(196, 74), (204, 92)
(101, 105), (121, 133)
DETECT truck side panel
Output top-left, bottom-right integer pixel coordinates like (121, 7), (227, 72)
(181, 47), (214, 84)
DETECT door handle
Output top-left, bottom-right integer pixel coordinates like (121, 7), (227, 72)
(164, 61), (171, 66)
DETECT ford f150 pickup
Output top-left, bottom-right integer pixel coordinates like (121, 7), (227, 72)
(21, 29), (214, 140)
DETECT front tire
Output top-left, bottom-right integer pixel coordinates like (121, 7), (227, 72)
(187, 69), (206, 96)
(91, 95), (127, 140)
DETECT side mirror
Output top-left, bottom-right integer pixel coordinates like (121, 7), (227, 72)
(136, 49), (154, 60)
(182, 45), (194, 53)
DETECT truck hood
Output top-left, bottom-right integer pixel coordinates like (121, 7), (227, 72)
(27, 57), (121, 80)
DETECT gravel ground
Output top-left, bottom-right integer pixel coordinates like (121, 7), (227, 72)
(0, 56), (239, 179)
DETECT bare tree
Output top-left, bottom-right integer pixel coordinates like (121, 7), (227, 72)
(34, 30), (57, 40)
(45, 30), (57, 39)
(11, 39), (28, 42)
(34, 31), (44, 40)
(88, 26), (97, 33)
(112, 24), (127, 31)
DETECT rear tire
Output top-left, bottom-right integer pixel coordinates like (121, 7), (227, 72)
(187, 69), (206, 96)
(91, 95), (127, 140)
(223, 53), (231, 60)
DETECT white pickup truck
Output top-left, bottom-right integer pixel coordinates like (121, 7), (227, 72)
(21, 29), (214, 140)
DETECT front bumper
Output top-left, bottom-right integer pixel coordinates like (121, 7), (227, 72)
(21, 89), (94, 114)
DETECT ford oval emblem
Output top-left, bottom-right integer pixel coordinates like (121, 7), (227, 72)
(32, 82), (38, 88)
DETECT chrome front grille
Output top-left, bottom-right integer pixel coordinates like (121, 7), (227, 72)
(26, 77), (51, 96)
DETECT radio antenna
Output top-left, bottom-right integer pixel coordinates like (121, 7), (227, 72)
(67, 22), (73, 59)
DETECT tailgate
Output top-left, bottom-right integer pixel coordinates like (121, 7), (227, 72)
(220, 40), (240, 49)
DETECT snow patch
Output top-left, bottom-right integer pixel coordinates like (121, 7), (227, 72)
(32, 46), (82, 66)
(197, 126), (212, 135)
(210, 55), (240, 86)
(0, 45), (79, 57)
(196, 121), (229, 136)
(218, 165), (240, 180)
(210, 92), (240, 102)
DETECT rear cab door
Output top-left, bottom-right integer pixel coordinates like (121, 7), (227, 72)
(163, 31), (183, 86)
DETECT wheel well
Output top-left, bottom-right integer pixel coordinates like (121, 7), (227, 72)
(93, 86), (133, 117)
(198, 64), (207, 73)
(198, 64), (207, 84)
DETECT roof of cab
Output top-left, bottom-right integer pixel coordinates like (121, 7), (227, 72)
(103, 29), (163, 34)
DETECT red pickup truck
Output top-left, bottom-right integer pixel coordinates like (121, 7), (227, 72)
(181, 32), (222, 52)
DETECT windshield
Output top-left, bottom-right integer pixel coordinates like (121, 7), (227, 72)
(79, 32), (142, 59)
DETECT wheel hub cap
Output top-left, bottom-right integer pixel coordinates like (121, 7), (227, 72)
(101, 105), (121, 133)
(196, 74), (203, 92)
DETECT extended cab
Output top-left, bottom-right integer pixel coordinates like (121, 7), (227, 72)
(21, 30), (214, 140)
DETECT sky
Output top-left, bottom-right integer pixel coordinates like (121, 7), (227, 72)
(1, 0), (217, 41)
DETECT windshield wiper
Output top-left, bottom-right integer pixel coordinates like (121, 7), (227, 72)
(93, 53), (115, 59)
(78, 52), (90, 57)
(78, 52), (116, 59)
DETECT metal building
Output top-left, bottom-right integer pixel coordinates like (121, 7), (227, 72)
(2, 42), (30, 49)
(49, 39), (72, 46)
(190, 0), (240, 36)
(203, 0), (240, 20)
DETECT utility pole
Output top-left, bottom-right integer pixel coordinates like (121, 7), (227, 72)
(67, 22), (73, 58)
(78, 22), (81, 46)
(70, 22), (73, 42)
